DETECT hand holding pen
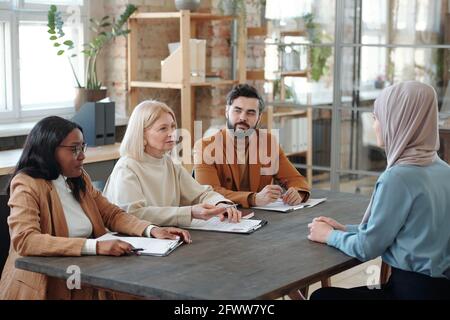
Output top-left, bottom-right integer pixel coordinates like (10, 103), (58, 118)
(216, 203), (242, 223)
(276, 178), (304, 206)
(191, 203), (241, 223)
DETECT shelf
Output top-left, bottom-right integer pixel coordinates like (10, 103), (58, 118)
(130, 81), (183, 89)
(247, 26), (267, 37)
(246, 70), (265, 80)
(280, 30), (307, 37)
(128, 10), (246, 153)
(280, 71), (308, 77)
(130, 80), (237, 89)
(191, 80), (238, 87)
(131, 12), (234, 21)
(272, 110), (307, 118)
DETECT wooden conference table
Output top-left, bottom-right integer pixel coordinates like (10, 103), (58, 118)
(15, 190), (369, 300)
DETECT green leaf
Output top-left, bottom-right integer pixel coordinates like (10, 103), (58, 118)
(71, 54), (77, 58)
(100, 22), (111, 28)
(57, 50), (64, 56)
(63, 40), (74, 46)
(48, 29), (56, 35)
(49, 35), (58, 40)
(54, 42), (61, 47)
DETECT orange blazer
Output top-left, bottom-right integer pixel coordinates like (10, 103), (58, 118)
(193, 129), (310, 208)
(0, 172), (151, 300)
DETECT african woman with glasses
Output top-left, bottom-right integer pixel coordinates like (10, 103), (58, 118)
(0, 116), (191, 300)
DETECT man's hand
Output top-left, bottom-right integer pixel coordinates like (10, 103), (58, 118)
(281, 187), (304, 206)
(254, 185), (283, 206)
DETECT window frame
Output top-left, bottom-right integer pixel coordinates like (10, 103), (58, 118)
(0, 0), (87, 123)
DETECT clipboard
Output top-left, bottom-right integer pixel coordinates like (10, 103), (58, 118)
(184, 217), (268, 234)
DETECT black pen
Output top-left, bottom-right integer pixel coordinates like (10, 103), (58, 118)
(131, 248), (144, 252)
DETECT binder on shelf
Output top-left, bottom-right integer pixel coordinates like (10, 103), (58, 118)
(72, 100), (115, 147)
(104, 101), (116, 145)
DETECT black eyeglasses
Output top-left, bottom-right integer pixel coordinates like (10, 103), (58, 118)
(59, 143), (88, 158)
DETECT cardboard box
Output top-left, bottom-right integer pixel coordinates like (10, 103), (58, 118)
(161, 39), (206, 83)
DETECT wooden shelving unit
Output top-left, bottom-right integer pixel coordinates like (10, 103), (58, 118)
(127, 10), (246, 147)
(266, 30), (313, 186)
(245, 26), (267, 81)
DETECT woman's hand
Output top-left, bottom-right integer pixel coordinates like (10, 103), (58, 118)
(151, 226), (192, 244)
(96, 240), (134, 256)
(216, 203), (242, 223)
(313, 216), (347, 231)
(282, 187), (304, 206)
(191, 203), (241, 223)
(307, 221), (334, 244)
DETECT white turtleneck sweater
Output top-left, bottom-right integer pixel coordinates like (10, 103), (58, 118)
(52, 175), (97, 255)
(53, 175), (154, 255)
(103, 153), (232, 227)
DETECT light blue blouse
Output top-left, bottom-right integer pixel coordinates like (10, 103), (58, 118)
(328, 158), (450, 279)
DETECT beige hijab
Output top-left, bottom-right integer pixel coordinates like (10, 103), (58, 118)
(361, 81), (440, 223)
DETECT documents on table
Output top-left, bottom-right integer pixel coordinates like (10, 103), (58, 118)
(185, 216), (267, 234)
(252, 198), (327, 213)
(96, 233), (182, 256)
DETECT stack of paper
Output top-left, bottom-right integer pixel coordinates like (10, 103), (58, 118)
(185, 217), (267, 234)
(252, 198), (327, 213)
(96, 233), (182, 257)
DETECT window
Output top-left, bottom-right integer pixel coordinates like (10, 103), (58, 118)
(265, 0), (450, 194)
(19, 20), (82, 111)
(0, 0), (85, 121)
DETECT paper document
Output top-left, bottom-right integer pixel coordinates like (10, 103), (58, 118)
(252, 198), (327, 213)
(185, 216), (267, 234)
(96, 233), (182, 257)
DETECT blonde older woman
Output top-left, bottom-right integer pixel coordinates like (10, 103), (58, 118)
(103, 100), (241, 227)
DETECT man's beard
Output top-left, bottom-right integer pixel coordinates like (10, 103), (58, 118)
(226, 118), (256, 139)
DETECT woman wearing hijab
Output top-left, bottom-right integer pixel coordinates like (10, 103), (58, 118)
(308, 81), (450, 300)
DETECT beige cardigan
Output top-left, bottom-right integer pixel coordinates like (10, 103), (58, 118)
(0, 172), (151, 300)
(103, 153), (231, 227)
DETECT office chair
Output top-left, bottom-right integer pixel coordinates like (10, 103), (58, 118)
(0, 193), (10, 278)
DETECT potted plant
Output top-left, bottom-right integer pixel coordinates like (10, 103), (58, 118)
(174, 0), (201, 11)
(302, 13), (332, 82)
(47, 4), (137, 110)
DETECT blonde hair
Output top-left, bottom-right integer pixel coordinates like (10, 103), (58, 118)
(120, 100), (176, 161)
